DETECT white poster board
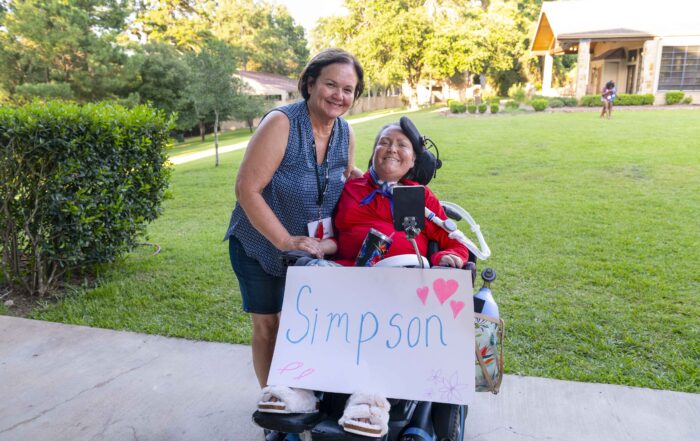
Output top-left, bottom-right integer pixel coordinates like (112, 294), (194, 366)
(268, 266), (475, 405)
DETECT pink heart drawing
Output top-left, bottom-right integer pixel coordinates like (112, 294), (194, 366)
(450, 300), (465, 319)
(433, 278), (459, 305)
(416, 286), (429, 305)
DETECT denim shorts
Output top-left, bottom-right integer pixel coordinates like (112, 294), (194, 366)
(228, 236), (286, 314)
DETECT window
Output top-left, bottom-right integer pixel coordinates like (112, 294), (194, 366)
(658, 46), (700, 91)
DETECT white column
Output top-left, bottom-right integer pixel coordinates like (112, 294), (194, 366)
(575, 39), (591, 99)
(542, 53), (554, 96)
(639, 38), (660, 95)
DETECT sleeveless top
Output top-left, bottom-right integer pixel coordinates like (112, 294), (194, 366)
(224, 100), (349, 276)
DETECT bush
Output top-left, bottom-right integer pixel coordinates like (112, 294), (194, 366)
(616, 94), (655, 106)
(531, 98), (548, 111)
(490, 103), (499, 114)
(508, 83), (527, 103)
(505, 100), (519, 111)
(561, 97), (579, 107)
(682, 96), (693, 104)
(478, 103), (487, 114)
(467, 104), (477, 114)
(0, 101), (173, 296)
(548, 98), (565, 108)
(580, 95), (600, 107)
(665, 91), (685, 105)
(449, 101), (466, 113)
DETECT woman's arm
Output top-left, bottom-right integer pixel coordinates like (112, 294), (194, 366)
(235, 111), (325, 257)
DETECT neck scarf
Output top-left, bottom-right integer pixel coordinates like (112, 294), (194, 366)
(360, 167), (398, 209)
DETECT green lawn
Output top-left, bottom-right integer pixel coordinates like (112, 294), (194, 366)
(168, 128), (255, 157)
(29, 109), (700, 393)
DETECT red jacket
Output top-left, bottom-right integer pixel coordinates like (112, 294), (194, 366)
(332, 172), (470, 266)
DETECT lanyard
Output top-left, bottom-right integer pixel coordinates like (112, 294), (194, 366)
(312, 126), (334, 211)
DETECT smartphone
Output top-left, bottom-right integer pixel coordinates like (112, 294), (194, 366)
(392, 185), (425, 232)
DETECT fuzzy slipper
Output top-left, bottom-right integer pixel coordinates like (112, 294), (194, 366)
(338, 393), (391, 437)
(257, 386), (319, 414)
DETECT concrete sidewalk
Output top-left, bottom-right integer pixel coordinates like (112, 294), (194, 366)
(1, 316), (698, 441)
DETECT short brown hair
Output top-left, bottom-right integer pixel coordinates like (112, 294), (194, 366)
(298, 48), (365, 101)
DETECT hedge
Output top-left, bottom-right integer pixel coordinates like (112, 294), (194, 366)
(0, 101), (173, 296)
(477, 103), (487, 114)
(531, 98), (548, 111)
(580, 94), (655, 106)
(449, 101), (466, 113)
(665, 91), (684, 105)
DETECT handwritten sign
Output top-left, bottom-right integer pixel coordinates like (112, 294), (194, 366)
(268, 266), (475, 405)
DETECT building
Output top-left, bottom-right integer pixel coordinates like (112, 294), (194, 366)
(235, 70), (300, 105)
(531, 0), (700, 104)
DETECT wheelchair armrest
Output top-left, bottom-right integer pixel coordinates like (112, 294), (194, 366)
(280, 250), (314, 267)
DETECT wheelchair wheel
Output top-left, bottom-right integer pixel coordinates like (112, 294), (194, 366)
(432, 403), (467, 441)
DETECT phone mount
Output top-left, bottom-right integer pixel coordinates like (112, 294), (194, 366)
(392, 185), (427, 268)
(399, 116), (442, 185)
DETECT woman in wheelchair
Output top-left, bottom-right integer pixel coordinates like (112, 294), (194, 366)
(257, 119), (470, 439)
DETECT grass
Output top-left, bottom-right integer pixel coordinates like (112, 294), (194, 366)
(26, 108), (700, 393)
(168, 128), (255, 157)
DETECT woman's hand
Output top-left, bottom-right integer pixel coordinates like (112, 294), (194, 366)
(438, 254), (464, 268)
(281, 235), (325, 258)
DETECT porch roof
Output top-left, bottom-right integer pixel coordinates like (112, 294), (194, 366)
(531, 0), (700, 55)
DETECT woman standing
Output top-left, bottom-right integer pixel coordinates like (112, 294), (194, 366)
(224, 49), (364, 390)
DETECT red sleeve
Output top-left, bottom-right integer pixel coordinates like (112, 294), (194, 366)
(422, 187), (470, 267)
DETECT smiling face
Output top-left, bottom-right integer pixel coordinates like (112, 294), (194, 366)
(371, 125), (416, 182)
(307, 62), (358, 121)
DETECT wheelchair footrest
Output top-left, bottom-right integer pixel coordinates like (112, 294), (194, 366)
(253, 410), (324, 434)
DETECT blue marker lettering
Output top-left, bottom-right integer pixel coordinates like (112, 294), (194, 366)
(425, 314), (447, 346)
(386, 313), (403, 349)
(285, 285), (311, 343)
(356, 312), (378, 365)
(407, 317), (421, 348)
(326, 312), (350, 343)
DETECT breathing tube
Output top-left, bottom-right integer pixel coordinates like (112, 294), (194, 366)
(424, 202), (491, 260)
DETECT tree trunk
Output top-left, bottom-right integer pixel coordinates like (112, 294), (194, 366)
(214, 111), (219, 167)
(199, 121), (206, 142)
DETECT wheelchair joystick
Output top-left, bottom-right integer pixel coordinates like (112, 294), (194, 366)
(474, 268), (499, 319)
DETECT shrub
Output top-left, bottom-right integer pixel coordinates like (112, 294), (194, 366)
(580, 95), (600, 107)
(561, 97), (578, 107)
(508, 83), (527, 103)
(467, 104), (477, 114)
(531, 98), (548, 111)
(0, 101), (173, 296)
(616, 94), (655, 106)
(548, 98), (565, 108)
(505, 100), (519, 111)
(449, 101), (466, 113)
(665, 91), (685, 105)
(490, 103), (499, 114)
(478, 103), (487, 114)
(682, 96), (693, 104)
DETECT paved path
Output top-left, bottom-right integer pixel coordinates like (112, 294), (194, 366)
(169, 109), (419, 166)
(2, 316), (698, 441)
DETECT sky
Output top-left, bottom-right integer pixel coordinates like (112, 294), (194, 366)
(273, 0), (347, 32)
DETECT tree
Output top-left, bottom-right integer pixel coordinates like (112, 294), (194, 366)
(232, 94), (266, 133)
(185, 39), (244, 166)
(312, 0), (431, 107)
(210, 0), (308, 76)
(130, 0), (211, 50)
(0, 0), (131, 101)
(127, 42), (195, 131)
